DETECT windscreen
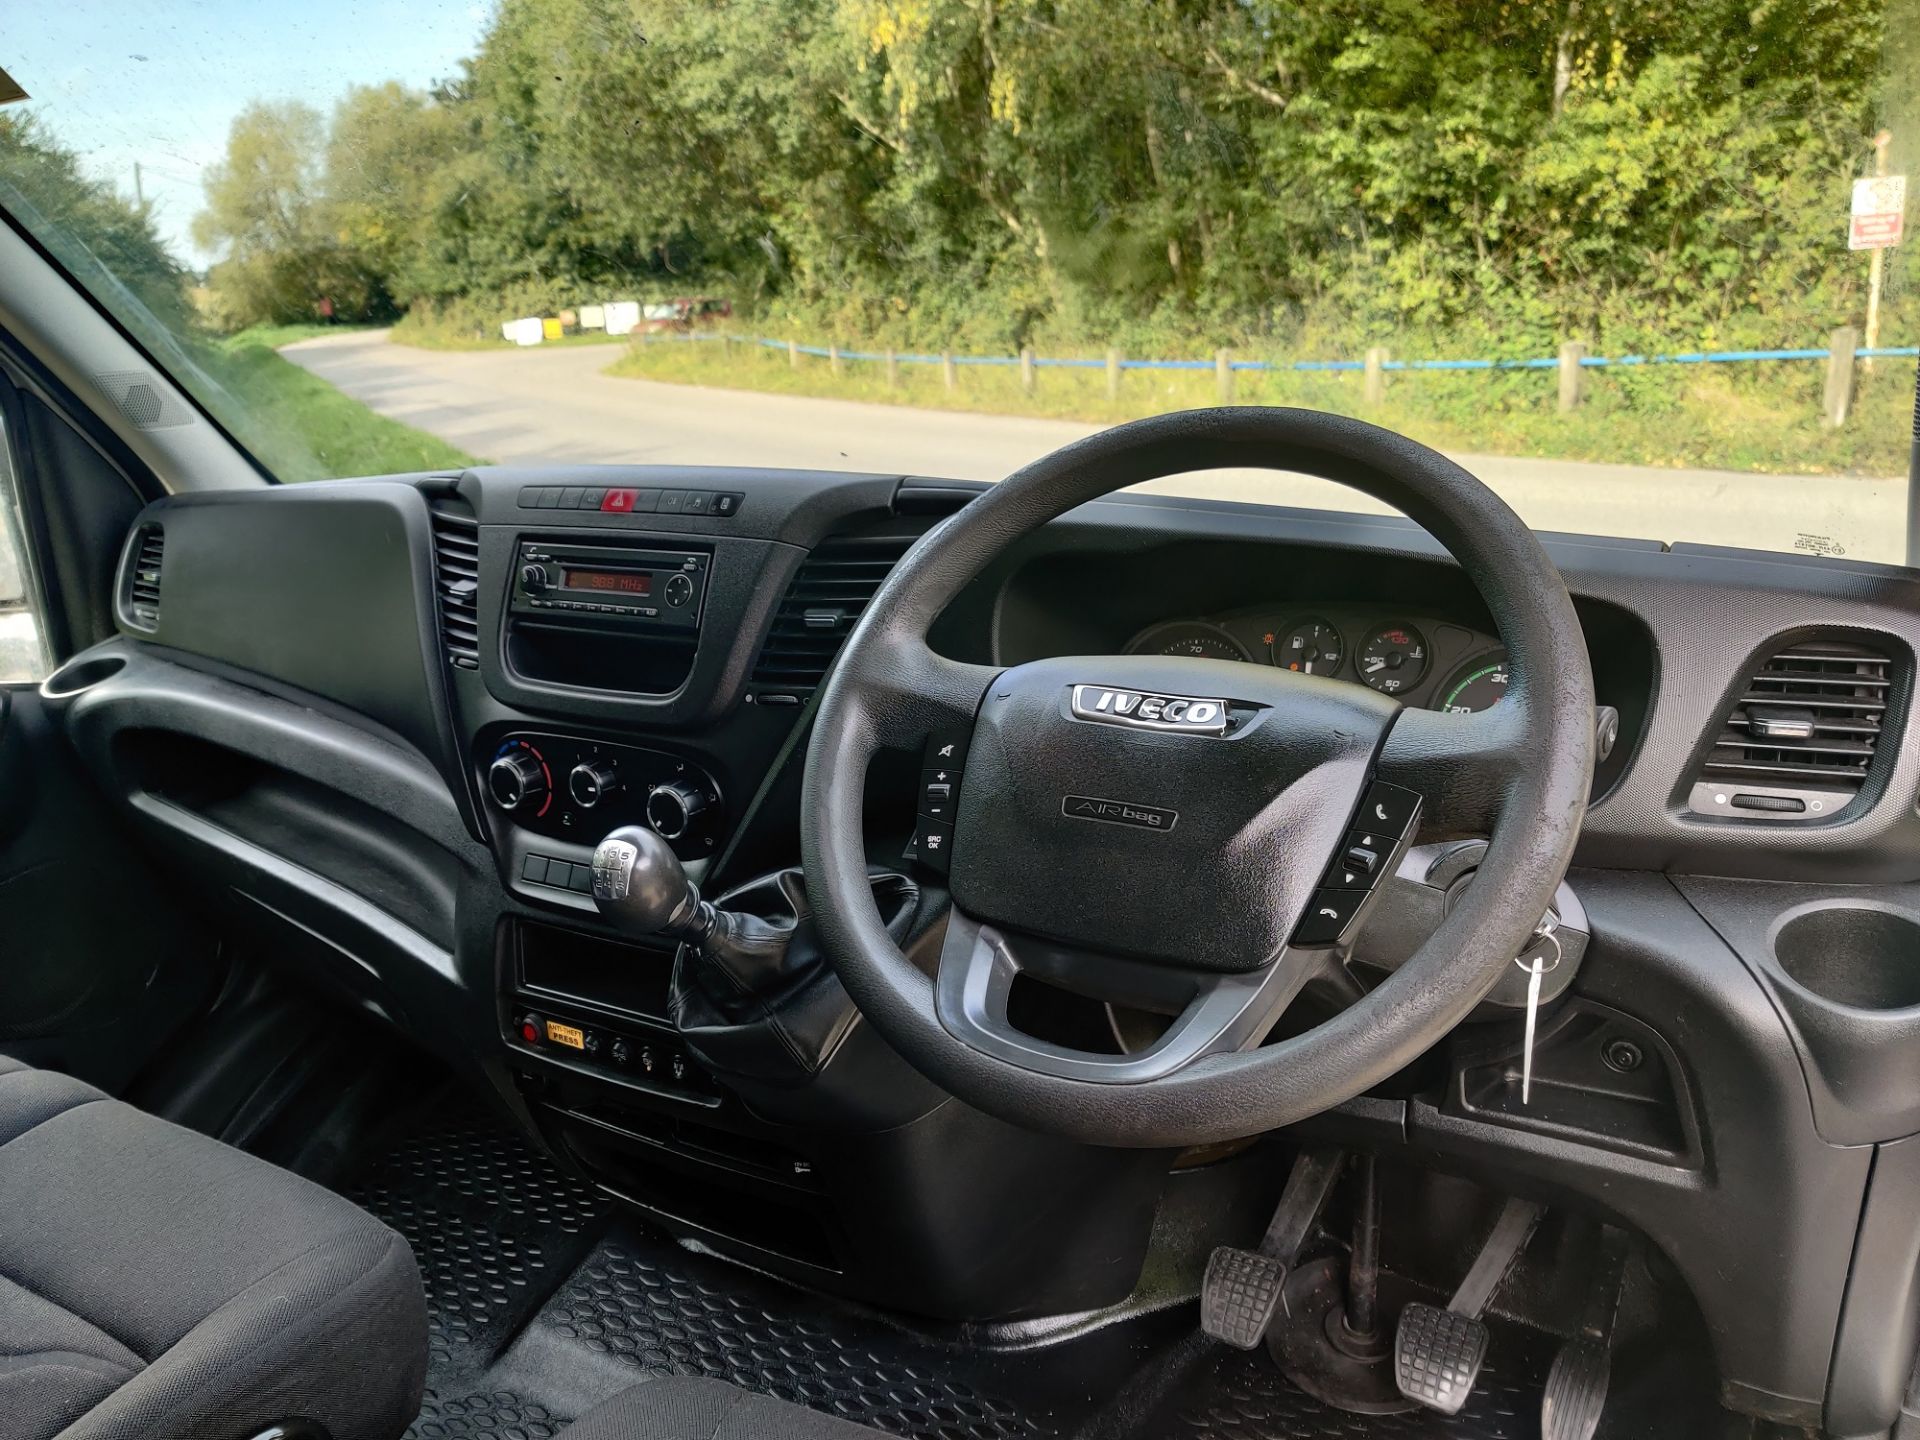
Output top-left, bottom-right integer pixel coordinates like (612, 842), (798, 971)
(1, 3), (1916, 561)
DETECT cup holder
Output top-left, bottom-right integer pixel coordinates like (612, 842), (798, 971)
(1773, 905), (1920, 1011)
(40, 654), (126, 700)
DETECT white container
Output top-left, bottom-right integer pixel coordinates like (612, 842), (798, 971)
(603, 301), (641, 337)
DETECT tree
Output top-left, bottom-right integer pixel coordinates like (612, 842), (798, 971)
(195, 100), (392, 326)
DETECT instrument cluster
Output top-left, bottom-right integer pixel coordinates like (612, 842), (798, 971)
(1125, 610), (1509, 713)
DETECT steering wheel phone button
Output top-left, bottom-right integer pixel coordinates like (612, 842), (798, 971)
(1293, 887), (1366, 945)
(1362, 782), (1421, 835)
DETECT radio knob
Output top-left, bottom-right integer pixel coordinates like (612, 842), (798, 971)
(521, 563), (551, 592)
(645, 781), (708, 840)
(568, 760), (618, 809)
(488, 751), (549, 812)
(664, 572), (695, 608)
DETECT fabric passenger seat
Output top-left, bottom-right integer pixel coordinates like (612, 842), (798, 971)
(0, 1055), (427, 1440)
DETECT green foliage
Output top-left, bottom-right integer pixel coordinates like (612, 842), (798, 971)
(190, 0), (1915, 363)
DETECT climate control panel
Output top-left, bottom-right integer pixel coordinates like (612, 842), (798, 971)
(482, 731), (723, 857)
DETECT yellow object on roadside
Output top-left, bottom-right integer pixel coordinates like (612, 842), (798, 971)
(542, 317), (563, 341)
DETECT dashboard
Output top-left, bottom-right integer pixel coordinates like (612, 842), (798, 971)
(1124, 608), (1508, 713)
(41, 462), (1920, 1423)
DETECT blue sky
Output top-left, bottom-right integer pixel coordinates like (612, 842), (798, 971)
(4, 0), (489, 264)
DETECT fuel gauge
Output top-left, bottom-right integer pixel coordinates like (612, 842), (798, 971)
(1271, 619), (1344, 675)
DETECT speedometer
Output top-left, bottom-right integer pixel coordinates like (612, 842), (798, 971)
(1125, 621), (1252, 662)
(1434, 652), (1509, 713)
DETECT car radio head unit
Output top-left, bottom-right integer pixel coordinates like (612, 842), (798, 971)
(510, 540), (707, 632)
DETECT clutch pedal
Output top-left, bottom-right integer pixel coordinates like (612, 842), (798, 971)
(1201, 1248), (1288, 1350)
(1199, 1148), (1343, 1349)
(1393, 1195), (1541, 1414)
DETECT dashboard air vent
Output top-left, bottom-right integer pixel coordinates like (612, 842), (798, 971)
(751, 536), (913, 693)
(428, 502), (481, 669)
(1701, 640), (1893, 797)
(124, 524), (164, 631)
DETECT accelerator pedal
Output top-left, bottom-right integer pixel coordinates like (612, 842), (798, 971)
(1541, 1225), (1633, 1440)
(1393, 1195), (1542, 1415)
(1201, 1248), (1288, 1350)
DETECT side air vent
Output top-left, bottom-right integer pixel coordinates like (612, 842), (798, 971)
(751, 536), (914, 693)
(428, 502), (481, 669)
(1692, 639), (1896, 817)
(123, 524), (164, 631)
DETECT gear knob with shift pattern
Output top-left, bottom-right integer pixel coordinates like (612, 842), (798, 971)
(589, 825), (714, 941)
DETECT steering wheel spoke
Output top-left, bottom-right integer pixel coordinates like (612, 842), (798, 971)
(933, 906), (1317, 1083)
(843, 636), (1000, 753)
(1374, 701), (1529, 836)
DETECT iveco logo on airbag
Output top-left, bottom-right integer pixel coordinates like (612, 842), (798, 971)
(1069, 685), (1229, 735)
(1061, 796), (1179, 831)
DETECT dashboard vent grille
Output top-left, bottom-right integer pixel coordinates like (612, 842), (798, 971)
(752, 536), (914, 692)
(125, 524), (164, 630)
(1702, 640), (1893, 792)
(429, 503), (481, 669)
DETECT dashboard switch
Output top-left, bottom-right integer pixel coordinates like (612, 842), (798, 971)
(601, 488), (637, 513)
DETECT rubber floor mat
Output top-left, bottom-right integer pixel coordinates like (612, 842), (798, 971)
(1138, 1322), (1555, 1440)
(347, 1105), (614, 1438)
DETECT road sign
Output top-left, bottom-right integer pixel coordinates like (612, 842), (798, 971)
(1851, 175), (1906, 250)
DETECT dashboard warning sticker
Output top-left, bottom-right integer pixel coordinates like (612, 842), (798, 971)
(545, 1020), (586, 1050)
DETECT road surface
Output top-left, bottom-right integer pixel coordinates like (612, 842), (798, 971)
(284, 329), (1909, 564)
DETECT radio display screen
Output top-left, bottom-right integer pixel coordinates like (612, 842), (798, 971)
(561, 567), (652, 596)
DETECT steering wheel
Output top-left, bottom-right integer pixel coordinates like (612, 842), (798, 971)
(801, 408), (1593, 1148)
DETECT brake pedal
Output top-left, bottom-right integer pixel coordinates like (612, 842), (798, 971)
(1393, 1195), (1541, 1414)
(1201, 1247), (1288, 1349)
(1394, 1302), (1490, 1415)
(1200, 1148), (1344, 1349)
(1541, 1225), (1633, 1440)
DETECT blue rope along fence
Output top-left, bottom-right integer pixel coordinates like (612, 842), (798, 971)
(640, 333), (1920, 371)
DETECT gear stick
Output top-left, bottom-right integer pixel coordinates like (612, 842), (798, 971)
(588, 824), (920, 1085)
(589, 824), (716, 942)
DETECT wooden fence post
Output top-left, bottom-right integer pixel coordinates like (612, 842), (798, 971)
(1020, 347), (1036, 396)
(1106, 347), (1122, 401)
(1363, 347), (1389, 406)
(1557, 341), (1587, 413)
(1216, 348), (1234, 405)
(942, 352), (957, 391)
(885, 349), (899, 389)
(829, 343), (842, 377)
(1824, 326), (1859, 428)
(721, 334), (735, 364)
(788, 339), (799, 369)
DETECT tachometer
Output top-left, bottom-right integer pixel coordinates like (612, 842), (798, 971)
(1125, 621), (1252, 662)
(1270, 618), (1343, 675)
(1358, 624), (1429, 694)
(1434, 652), (1510, 713)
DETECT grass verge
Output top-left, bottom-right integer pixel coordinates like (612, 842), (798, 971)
(608, 337), (1914, 476)
(202, 333), (480, 482)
